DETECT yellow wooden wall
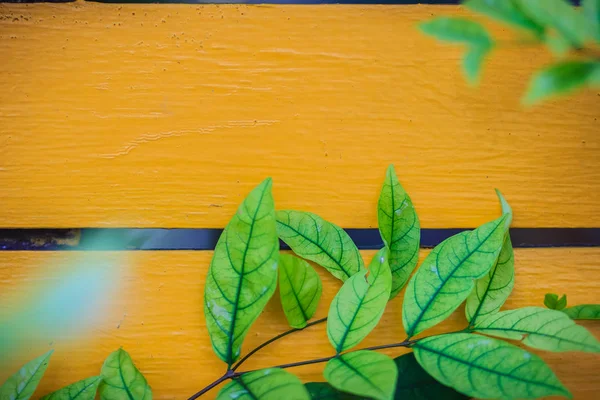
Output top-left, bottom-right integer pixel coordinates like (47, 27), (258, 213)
(0, 1), (599, 399)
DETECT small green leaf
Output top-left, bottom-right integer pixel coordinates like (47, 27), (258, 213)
(413, 333), (571, 399)
(462, 45), (493, 84)
(99, 349), (152, 400)
(393, 353), (469, 400)
(523, 61), (600, 105)
(403, 214), (508, 337)
(279, 253), (322, 329)
(0, 350), (53, 400)
(204, 178), (279, 365)
(474, 307), (600, 353)
(419, 17), (492, 47)
(40, 376), (102, 400)
(544, 293), (560, 309)
(377, 165), (420, 298)
(563, 304), (600, 320)
(583, 0), (600, 41)
(277, 210), (363, 281)
(216, 368), (310, 400)
(327, 248), (392, 353)
(464, 0), (544, 36)
(324, 350), (397, 400)
(304, 382), (362, 399)
(515, 0), (587, 48)
(556, 294), (568, 310)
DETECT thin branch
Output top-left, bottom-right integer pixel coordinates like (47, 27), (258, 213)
(187, 370), (233, 400)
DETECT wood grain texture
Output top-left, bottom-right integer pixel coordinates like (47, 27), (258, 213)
(0, 250), (598, 399)
(0, 3), (599, 228)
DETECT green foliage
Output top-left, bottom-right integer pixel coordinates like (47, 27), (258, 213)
(403, 214), (508, 337)
(0, 350), (53, 400)
(304, 383), (361, 399)
(41, 377), (102, 400)
(464, 0), (544, 35)
(203, 178), (279, 365)
(216, 369), (310, 400)
(327, 248), (392, 353)
(99, 349), (152, 400)
(278, 253), (322, 329)
(276, 210), (363, 281)
(474, 307), (600, 353)
(413, 333), (571, 399)
(544, 293), (567, 310)
(583, 0), (600, 41)
(378, 165), (420, 298)
(563, 304), (600, 320)
(324, 351), (397, 400)
(393, 353), (469, 400)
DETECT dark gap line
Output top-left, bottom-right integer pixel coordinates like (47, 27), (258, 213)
(1, 228), (599, 251)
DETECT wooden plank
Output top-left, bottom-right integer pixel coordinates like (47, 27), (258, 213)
(0, 3), (598, 228)
(1, 249), (598, 399)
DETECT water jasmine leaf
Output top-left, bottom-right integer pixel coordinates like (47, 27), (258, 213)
(377, 165), (420, 299)
(327, 248), (392, 353)
(204, 178), (279, 366)
(464, 0), (544, 36)
(462, 44), (493, 84)
(99, 349), (152, 400)
(545, 293), (568, 310)
(276, 210), (363, 281)
(413, 333), (571, 399)
(583, 0), (600, 41)
(403, 214), (508, 337)
(324, 350), (397, 400)
(0, 350), (53, 400)
(524, 61), (600, 105)
(556, 294), (568, 310)
(279, 253), (322, 329)
(474, 307), (600, 353)
(304, 382), (362, 399)
(419, 17), (492, 48)
(562, 304), (600, 320)
(393, 353), (469, 400)
(40, 376), (101, 400)
(216, 368), (310, 400)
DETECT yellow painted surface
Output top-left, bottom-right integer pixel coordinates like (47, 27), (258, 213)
(0, 2), (598, 228)
(0, 250), (599, 399)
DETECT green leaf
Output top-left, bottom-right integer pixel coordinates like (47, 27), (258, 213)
(324, 350), (397, 400)
(98, 349), (152, 400)
(523, 61), (600, 105)
(304, 382), (362, 399)
(276, 210), (363, 281)
(563, 304), (600, 320)
(515, 0), (587, 48)
(462, 45), (493, 84)
(413, 333), (571, 399)
(403, 214), (508, 337)
(474, 307), (600, 353)
(556, 294), (568, 310)
(0, 350), (53, 400)
(204, 178), (279, 365)
(464, 0), (544, 36)
(393, 353), (469, 400)
(216, 368), (310, 400)
(327, 248), (392, 353)
(40, 376), (102, 400)
(419, 17), (492, 47)
(377, 165), (420, 298)
(544, 293), (560, 309)
(466, 190), (513, 324)
(279, 253), (322, 329)
(583, 0), (600, 41)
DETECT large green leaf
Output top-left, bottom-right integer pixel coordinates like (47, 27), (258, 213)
(393, 353), (468, 400)
(204, 178), (279, 365)
(413, 333), (571, 399)
(277, 210), (363, 281)
(464, 0), (544, 36)
(563, 304), (600, 320)
(304, 383), (362, 399)
(524, 61), (600, 105)
(279, 253), (322, 329)
(466, 190), (513, 324)
(583, 0), (600, 41)
(0, 350), (53, 400)
(474, 307), (600, 353)
(327, 248), (392, 353)
(403, 215), (508, 337)
(324, 350), (397, 400)
(40, 376), (101, 400)
(216, 368), (310, 400)
(544, 293), (567, 310)
(98, 349), (152, 400)
(377, 165), (420, 298)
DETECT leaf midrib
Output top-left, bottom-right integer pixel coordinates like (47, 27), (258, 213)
(475, 326), (599, 350)
(14, 354), (49, 400)
(335, 279), (368, 353)
(118, 352), (136, 400)
(468, 238), (505, 325)
(282, 263), (309, 322)
(68, 377), (100, 400)
(338, 356), (387, 399)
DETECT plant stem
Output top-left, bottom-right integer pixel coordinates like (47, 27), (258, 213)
(231, 317), (327, 372)
(187, 370), (233, 400)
